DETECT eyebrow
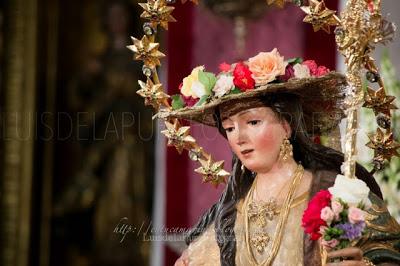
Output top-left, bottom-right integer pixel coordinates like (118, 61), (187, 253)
(237, 110), (252, 117)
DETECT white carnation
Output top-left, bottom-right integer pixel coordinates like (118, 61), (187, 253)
(293, 63), (311, 78)
(213, 75), (234, 98)
(328, 174), (371, 208)
(191, 81), (207, 98)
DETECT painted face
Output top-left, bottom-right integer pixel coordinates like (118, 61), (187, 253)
(221, 107), (289, 173)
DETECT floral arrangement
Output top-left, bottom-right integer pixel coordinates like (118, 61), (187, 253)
(302, 174), (372, 250)
(171, 48), (330, 110)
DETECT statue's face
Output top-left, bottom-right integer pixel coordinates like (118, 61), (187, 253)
(222, 106), (290, 173)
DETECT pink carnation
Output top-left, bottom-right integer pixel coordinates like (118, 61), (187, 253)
(331, 200), (343, 220)
(302, 60), (318, 76)
(320, 206), (335, 224)
(348, 207), (365, 224)
(219, 62), (231, 72)
(316, 66), (330, 77)
(321, 239), (339, 249)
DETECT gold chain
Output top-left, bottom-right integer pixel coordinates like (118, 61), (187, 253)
(244, 164), (304, 265)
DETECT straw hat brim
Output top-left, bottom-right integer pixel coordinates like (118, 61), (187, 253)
(158, 72), (347, 135)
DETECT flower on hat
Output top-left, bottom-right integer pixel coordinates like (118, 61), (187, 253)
(302, 60), (330, 77)
(233, 62), (255, 91)
(180, 66), (205, 99)
(293, 63), (311, 78)
(213, 74), (234, 98)
(302, 60), (318, 76)
(219, 62), (232, 73)
(316, 65), (330, 77)
(248, 49), (287, 85)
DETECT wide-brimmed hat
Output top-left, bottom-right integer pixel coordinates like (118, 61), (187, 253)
(158, 50), (348, 135)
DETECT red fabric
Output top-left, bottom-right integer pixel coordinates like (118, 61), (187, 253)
(165, 3), (193, 265)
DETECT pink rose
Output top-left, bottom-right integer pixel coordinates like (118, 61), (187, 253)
(219, 62), (232, 72)
(302, 60), (318, 76)
(320, 206), (335, 224)
(331, 201), (343, 220)
(319, 226), (328, 235)
(321, 239), (339, 249)
(348, 207), (365, 224)
(248, 49), (287, 85)
(316, 65), (330, 77)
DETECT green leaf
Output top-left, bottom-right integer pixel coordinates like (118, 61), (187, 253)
(228, 87), (242, 95)
(198, 71), (217, 94)
(171, 94), (185, 110)
(287, 57), (303, 65)
(194, 95), (209, 107)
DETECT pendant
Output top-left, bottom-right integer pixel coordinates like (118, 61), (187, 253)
(248, 198), (278, 227)
(250, 232), (270, 253)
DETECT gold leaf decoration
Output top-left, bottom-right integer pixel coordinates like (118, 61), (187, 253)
(194, 156), (230, 187)
(366, 128), (400, 162)
(161, 120), (196, 154)
(127, 36), (165, 69)
(139, 0), (176, 30)
(137, 78), (170, 110)
(363, 87), (397, 116)
(301, 0), (339, 34)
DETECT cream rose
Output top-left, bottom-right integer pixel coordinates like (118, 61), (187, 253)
(213, 75), (234, 97)
(180, 66), (205, 98)
(248, 49), (287, 85)
(293, 63), (311, 78)
(328, 175), (372, 208)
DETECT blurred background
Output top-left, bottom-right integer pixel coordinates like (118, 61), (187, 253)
(0, 0), (399, 266)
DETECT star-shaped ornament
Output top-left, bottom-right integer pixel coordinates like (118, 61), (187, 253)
(139, 0), (176, 30)
(127, 36), (165, 69)
(137, 79), (170, 110)
(195, 156), (230, 187)
(301, 0), (339, 34)
(366, 128), (400, 162)
(161, 120), (196, 154)
(363, 87), (397, 116)
(266, 0), (286, 8)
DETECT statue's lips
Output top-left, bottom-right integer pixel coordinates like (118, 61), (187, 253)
(241, 149), (254, 156)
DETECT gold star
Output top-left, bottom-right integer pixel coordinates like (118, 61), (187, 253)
(161, 120), (196, 154)
(301, 0), (339, 34)
(266, 0), (286, 9)
(137, 78), (170, 110)
(363, 87), (398, 116)
(181, 0), (199, 4)
(366, 128), (400, 162)
(139, 0), (176, 30)
(195, 156), (230, 187)
(127, 36), (165, 69)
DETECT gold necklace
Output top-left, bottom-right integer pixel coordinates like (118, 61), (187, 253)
(249, 173), (294, 229)
(244, 164), (304, 266)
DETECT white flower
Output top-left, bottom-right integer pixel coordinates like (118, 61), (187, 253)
(191, 80), (207, 98)
(328, 174), (372, 208)
(213, 75), (234, 97)
(293, 63), (311, 78)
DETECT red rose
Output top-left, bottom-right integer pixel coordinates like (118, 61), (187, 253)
(219, 62), (232, 72)
(316, 65), (330, 77)
(302, 60), (318, 76)
(233, 62), (255, 91)
(302, 190), (332, 240)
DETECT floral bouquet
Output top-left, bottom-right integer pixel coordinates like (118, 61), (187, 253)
(302, 174), (372, 250)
